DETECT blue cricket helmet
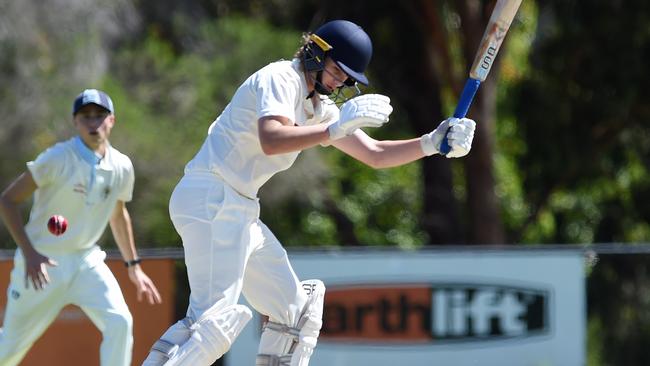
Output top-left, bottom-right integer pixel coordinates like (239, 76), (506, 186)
(305, 20), (373, 86)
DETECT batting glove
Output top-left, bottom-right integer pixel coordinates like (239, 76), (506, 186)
(327, 94), (393, 140)
(421, 117), (476, 158)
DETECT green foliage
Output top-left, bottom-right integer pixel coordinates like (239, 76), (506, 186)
(327, 153), (428, 248)
(259, 148), (428, 248)
(587, 316), (605, 366)
(510, 1), (650, 244)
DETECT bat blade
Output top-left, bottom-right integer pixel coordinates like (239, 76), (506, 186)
(469, 0), (522, 82)
(440, 0), (522, 155)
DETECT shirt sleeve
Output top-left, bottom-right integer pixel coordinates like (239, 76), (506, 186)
(255, 67), (299, 123)
(26, 144), (66, 188)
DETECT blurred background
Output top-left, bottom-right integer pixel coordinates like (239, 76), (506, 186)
(1, 0), (649, 365)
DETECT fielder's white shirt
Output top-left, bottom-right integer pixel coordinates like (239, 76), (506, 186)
(24, 136), (134, 254)
(185, 58), (340, 198)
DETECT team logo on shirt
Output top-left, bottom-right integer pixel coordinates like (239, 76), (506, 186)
(11, 289), (20, 299)
(73, 183), (87, 195)
(73, 182), (111, 202)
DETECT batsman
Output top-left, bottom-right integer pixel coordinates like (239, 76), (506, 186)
(143, 19), (476, 365)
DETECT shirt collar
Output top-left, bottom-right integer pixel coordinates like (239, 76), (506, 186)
(74, 136), (101, 164)
(73, 136), (112, 170)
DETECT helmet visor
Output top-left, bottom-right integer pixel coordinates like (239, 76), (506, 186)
(335, 61), (369, 86)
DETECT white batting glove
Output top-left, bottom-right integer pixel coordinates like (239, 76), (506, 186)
(420, 117), (476, 158)
(327, 94), (393, 140)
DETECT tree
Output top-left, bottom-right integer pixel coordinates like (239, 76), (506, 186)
(513, 1), (650, 244)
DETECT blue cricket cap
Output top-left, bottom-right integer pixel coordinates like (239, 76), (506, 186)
(72, 89), (114, 115)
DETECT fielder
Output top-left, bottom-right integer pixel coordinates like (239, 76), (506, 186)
(143, 19), (475, 365)
(0, 89), (162, 365)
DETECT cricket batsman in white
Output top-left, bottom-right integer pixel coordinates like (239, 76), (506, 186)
(143, 19), (475, 365)
(0, 89), (162, 365)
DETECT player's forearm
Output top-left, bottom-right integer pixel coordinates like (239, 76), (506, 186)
(368, 138), (428, 168)
(334, 133), (427, 169)
(258, 118), (330, 155)
(0, 172), (40, 254)
(109, 204), (139, 262)
(0, 192), (37, 255)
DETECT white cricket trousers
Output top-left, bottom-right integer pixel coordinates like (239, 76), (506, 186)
(0, 247), (133, 366)
(170, 172), (308, 329)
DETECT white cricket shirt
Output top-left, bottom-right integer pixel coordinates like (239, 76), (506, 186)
(185, 58), (340, 198)
(24, 136), (135, 254)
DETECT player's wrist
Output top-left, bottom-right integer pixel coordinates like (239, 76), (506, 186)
(124, 258), (142, 268)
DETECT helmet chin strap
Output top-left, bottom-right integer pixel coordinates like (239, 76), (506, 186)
(313, 71), (333, 96)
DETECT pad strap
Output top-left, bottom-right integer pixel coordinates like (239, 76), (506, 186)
(150, 339), (177, 358)
(263, 321), (301, 338)
(262, 320), (300, 353)
(256, 354), (293, 366)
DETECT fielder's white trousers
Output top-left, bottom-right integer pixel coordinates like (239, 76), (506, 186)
(170, 172), (307, 330)
(0, 246), (133, 366)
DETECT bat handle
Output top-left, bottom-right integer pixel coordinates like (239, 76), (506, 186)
(439, 78), (481, 155)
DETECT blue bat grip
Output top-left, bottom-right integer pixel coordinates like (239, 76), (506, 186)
(439, 78), (481, 155)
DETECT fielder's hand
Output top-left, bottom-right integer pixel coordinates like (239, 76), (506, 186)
(327, 94), (393, 140)
(23, 248), (58, 290)
(421, 117), (476, 158)
(128, 265), (162, 305)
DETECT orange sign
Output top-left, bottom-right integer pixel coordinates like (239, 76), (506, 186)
(322, 284), (432, 342)
(0, 258), (176, 366)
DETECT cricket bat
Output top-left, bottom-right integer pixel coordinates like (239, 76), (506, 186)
(440, 0), (522, 155)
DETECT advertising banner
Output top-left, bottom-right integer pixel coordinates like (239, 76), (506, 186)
(228, 248), (585, 366)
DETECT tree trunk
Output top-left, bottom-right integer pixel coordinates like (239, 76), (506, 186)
(459, 0), (505, 244)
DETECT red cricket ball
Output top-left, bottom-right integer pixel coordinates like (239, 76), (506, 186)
(47, 215), (67, 236)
